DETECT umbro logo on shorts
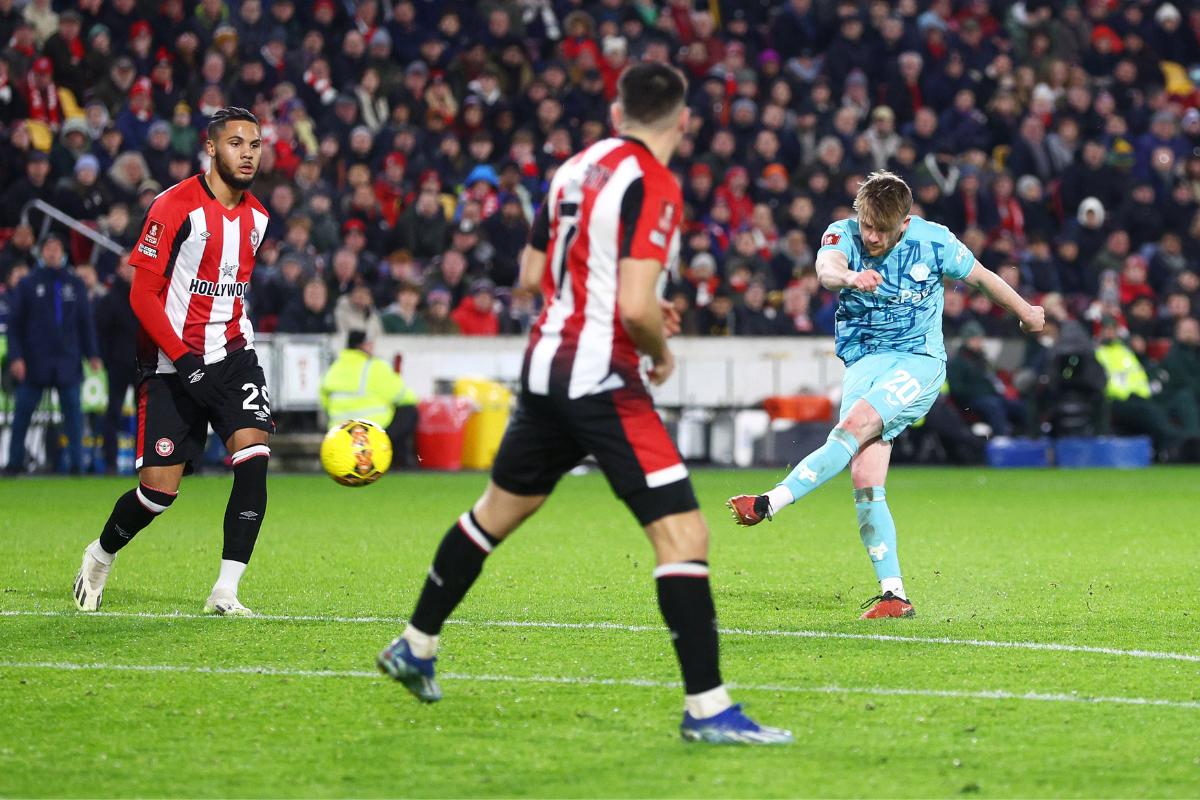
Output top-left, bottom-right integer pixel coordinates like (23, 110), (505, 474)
(186, 369), (204, 384)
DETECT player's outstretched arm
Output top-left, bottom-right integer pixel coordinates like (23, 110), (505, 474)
(816, 249), (882, 293)
(618, 257), (673, 385)
(962, 261), (1045, 333)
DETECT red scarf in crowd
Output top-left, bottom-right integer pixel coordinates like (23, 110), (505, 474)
(25, 75), (61, 128)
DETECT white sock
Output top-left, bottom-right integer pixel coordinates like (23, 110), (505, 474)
(881, 576), (906, 599)
(403, 624), (439, 659)
(88, 540), (115, 565)
(764, 485), (795, 516)
(212, 559), (247, 595)
(685, 685), (733, 719)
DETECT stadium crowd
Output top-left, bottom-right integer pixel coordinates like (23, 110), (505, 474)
(2, 0), (1200, 465)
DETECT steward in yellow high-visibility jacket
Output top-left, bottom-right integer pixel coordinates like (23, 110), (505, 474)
(1094, 319), (1182, 456)
(320, 331), (418, 465)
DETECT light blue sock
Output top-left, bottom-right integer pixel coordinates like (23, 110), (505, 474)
(775, 428), (860, 504)
(855, 486), (902, 587)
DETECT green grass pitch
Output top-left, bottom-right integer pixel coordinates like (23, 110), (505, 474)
(2, 467), (1199, 798)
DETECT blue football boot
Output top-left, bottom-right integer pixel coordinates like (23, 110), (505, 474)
(680, 704), (794, 744)
(377, 636), (442, 703)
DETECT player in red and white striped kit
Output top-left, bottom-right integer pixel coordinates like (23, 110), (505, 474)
(377, 64), (792, 744)
(73, 108), (273, 616)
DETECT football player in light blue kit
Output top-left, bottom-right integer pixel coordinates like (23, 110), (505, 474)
(728, 171), (1044, 618)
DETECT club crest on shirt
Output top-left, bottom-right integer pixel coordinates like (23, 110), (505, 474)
(143, 220), (163, 246)
(822, 232), (840, 246)
(910, 262), (930, 282)
(249, 227), (260, 249)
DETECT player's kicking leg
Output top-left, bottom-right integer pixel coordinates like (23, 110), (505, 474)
(75, 464), (182, 611)
(850, 439), (913, 618)
(204, 428), (271, 616)
(377, 481), (541, 701)
(728, 398), (882, 526)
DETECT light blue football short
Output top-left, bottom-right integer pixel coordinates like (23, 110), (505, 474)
(839, 352), (947, 442)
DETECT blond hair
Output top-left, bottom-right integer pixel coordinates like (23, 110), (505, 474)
(853, 171), (912, 230)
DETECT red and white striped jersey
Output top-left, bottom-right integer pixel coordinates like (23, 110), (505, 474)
(523, 137), (682, 398)
(128, 174), (269, 373)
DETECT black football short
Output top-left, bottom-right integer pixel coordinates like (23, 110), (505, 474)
(490, 388), (698, 526)
(135, 347), (274, 472)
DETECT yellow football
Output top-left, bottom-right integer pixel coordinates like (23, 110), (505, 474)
(320, 419), (393, 487)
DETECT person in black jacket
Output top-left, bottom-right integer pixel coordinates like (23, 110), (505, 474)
(5, 235), (100, 474)
(93, 255), (138, 474)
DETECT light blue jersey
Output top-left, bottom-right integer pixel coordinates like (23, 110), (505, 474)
(818, 215), (975, 366)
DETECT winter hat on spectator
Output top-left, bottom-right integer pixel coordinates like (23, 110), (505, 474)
(1032, 83), (1056, 106)
(959, 320), (986, 340)
(470, 277), (495, 295)
(689, 163), (713, 180)
(88, 23), (110, 42)
(384, 152), (406, 170)
(130, 20), (152, 41)
(74, 154), (100, 176)
(916, 11), (948, 33)
(149, 119), (171, 137)
(138, 179), (162, 196)
(426, 286), (452, 306)
(62, 118), (89, 139)
(731, 98), (758, 118)
(1076, 197), (1106, 227)
(602, 35), (627, 55)
(759, 49), (781, 65)
(370, 29), (392, 49)
(762, 163), (789, 182)
(1090, 25), (1123, 52)
(32, 56), (52, 75)
(342, 219), (367, 235)
(405, 61), (429, 78)
(1156, 3), (1181, 24)
(690, 253), (717, 274)
(465, 164), (500, 188)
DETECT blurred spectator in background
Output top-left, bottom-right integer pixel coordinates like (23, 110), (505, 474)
(381, 282), (427, 335)
(277, 278), (335, 334)
(421, 286), (459, 335)
(1160, 317), (1200, 440)
(948, 321), (1027, 437)
(451, 278), (499, 336)
(5, 235), (99, 475)
(93, 254), (137, 474)
(334, 281), (383, 344)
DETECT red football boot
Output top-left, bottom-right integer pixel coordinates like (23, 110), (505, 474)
(859, 591), (916, 619)
(727, 494), (772, 526)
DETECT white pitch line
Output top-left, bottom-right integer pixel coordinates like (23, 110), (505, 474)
(1, 660), (1198, 711)
(3, 609), (1199, 664)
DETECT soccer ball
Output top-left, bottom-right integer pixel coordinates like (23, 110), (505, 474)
(320, 419), (393, 487)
